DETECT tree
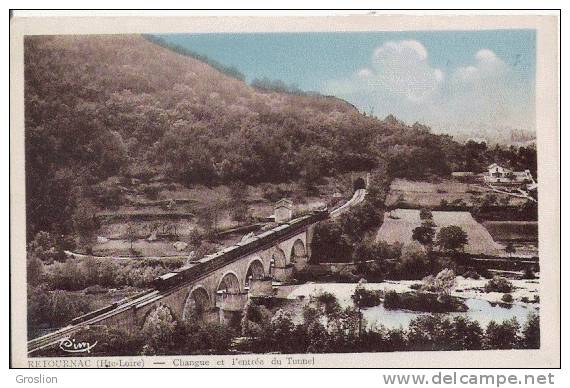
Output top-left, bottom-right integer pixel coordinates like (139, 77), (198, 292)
(270, 309), (297, 352)
(521, 312), (540, 349)
(310, 221), (352, 263)
(125, 223), (138, 252)
(436, 225), (468, 252)
(505, 242), (516, 257)
(27, 253), (44, 285)
(72, 199), (100, 249)
(228, 182), (249, 222)
(352, 285), (381, 336)
(412, 222), (436, 253)
(419, 208), (433, 221)
(422, 268), (456, 296)
(196, 198), (226, 235)
(450, 316), (483, 350)
(484, 318), (520, 349)
(407, 314), (455, 351)
(142, 305), (177, 355)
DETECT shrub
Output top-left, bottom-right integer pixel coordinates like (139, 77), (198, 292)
(383, 291), (401, 309)
(484, 276), (514, 293)
(384, 291), (467, 313)
(501, 293), (514, 303)
(27, 253), (44, 285)
(142, 305), (178, 355)
(521, 312), (540, 349)
(352, 286), (382, 308)
(463, 270), (480, 280)
(421, 268), (456, 295)
(522, 267), (537, 279)
(316, 292), (342, 316)
(484, 318), (520, 349)
(84, 284), (108, 295)
(27, 286), (95, 338)
(73, 326), (144, 356)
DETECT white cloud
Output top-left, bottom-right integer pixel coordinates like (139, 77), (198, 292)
(368, 40), (443, 102)
(324, 43), (534, 136)
(453, 48), (508, 84)
(475, 48), (497, 61)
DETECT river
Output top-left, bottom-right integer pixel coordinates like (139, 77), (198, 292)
(276, 280), (539, 329)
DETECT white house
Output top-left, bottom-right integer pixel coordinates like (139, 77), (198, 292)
(484, 163), (535, 186)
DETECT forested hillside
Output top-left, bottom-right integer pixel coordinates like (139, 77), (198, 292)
(24, 34), (531, 240)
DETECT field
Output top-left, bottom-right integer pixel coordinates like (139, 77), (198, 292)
(385, 178), (525, 209)
(482, 221), (538, 257)
(376, 208), (505, 256)
(89, 176), (352, 257)
(482, 221), (538, 242)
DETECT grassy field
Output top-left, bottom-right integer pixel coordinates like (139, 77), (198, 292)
(385, 178), (526, 209)
(376, 208), (505, 256)
(482, 221), (538, 242)
(482, 221), (538, 257)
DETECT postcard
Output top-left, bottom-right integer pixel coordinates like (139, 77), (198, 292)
(9, 11), (560, 368)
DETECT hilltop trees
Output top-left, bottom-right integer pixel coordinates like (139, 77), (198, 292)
(24, 35), (474, 242)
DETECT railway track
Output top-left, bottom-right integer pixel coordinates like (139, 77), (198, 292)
(27, 289), (160, 354)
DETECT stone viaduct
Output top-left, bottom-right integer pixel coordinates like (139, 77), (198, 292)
(132, 225), (313, 327)
(29, 182), (369, 354)
(28, 212), (324, 353)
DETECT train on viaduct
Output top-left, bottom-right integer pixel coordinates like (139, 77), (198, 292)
(28, 177), (369, 354)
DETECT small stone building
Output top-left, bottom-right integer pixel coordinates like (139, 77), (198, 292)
(274, 198), (293, 223)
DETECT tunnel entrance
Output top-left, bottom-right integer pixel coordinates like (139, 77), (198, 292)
(353, 177), (366, 191)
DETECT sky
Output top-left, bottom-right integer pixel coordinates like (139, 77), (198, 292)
(158, 30), (536, 137)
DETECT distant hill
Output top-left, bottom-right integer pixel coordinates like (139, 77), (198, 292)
(23, 34), (480, 238)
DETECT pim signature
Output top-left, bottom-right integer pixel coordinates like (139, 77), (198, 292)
(59, 337), (98, 354)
